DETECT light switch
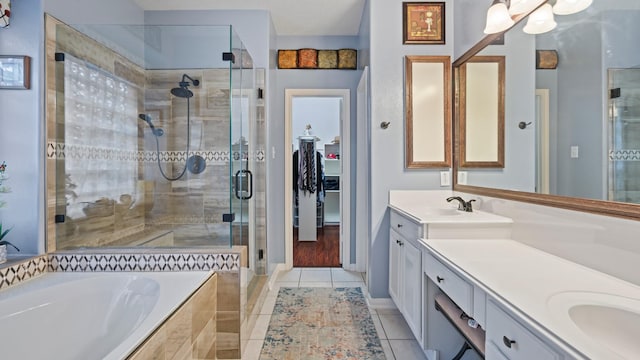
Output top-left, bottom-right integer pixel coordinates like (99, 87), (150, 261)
(571, 146), (579, 158)
(458, 171), (468, 185)
(440, 171), (450, 186)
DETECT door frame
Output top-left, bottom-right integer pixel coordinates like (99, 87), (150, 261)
(284, 89), (351, 269)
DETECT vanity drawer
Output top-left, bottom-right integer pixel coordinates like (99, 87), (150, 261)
(390, 210), (422, 240)
(486, 300), (560, 360)
(423, 251), (473, 316)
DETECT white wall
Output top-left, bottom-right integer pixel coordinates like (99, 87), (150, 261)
(292, 97), (341, 152)
(367, 0), (455, 298)
(269, 35), (362, 266)
(144, 10), (271, 69)
(0, 0), (45, 255)
(453, 0), (490, 60)
(44, 0), (144, 24)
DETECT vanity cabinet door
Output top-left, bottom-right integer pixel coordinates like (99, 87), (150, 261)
(402, 239), (422, 341)
(389, 229), (403, 305)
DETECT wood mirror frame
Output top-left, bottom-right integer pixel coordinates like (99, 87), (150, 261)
(405, 55), (452, 169)
(452, 10), (640, 221)
(459, 55), (505, 168)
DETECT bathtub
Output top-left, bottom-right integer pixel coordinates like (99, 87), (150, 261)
(0, 271), (213, 359)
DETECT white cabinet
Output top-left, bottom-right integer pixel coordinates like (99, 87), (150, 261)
(389, 230), (402, 303)
(389, 230), (422, 341)
(486, 300), (561, 360)
(389, 210), (424, 343)
(402, 239), (422, 339)
(424, 251), (474, 317)
(323, 143), (340, 224)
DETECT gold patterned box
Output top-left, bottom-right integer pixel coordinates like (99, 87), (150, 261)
(298, 48), (318, 68)
(277, 50), (298, 69)
(338, 49), (357, 69)
(318, 50), (338, 69)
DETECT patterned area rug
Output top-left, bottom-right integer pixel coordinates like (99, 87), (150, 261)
(260, 287), (386, 360)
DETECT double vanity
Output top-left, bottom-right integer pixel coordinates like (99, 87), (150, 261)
(388, 190), (640, 360)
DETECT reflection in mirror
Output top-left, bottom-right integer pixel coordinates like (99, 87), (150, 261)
(405, 56), (451, 168)
(454, 0), (640, 219)
(459, 56), (505, 168)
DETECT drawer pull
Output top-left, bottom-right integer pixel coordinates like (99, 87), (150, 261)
(397, 224), (403, 228)
(503, 336), (516, 348)
(396, 239), (401, 245)
(436, 276), (444, 283)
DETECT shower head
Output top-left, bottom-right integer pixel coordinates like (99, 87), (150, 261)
(170, 87), (194, 98)
(138, 113), (164, 137)
(171, 73), (200, 98)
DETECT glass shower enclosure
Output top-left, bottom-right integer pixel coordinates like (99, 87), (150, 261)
(46, 17), (266, 281)
(608, 68), (640, 203)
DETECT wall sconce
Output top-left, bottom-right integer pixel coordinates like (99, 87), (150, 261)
(523, 4), (557, 34)
(553, 0), (593, 15)
(484, 0), (515, 34)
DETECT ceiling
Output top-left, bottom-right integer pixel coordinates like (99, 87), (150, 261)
(134, 0), (366, 36)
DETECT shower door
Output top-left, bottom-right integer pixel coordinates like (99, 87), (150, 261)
(229, 32), (267, 294)
(608, 68), (640, 203)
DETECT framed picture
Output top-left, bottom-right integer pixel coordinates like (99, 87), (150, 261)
(0, 56), (31, 89)
(403, 2), (445, 45)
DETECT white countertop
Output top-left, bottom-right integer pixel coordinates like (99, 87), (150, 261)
(388, 190), (512, 225)
(421, 238), (640, 360)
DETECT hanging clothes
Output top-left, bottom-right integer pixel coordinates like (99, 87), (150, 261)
(293, 149), (324, 205)
(299, 140), (316, 193)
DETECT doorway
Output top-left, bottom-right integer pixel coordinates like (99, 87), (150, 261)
(284, 89), (351, 268)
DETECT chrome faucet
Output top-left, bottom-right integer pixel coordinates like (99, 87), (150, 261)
(446, 196), (476, 212)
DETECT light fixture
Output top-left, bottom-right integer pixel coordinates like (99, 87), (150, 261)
(523, 4), (557, 34)
(508, 0), (545, 15)
(484, 0), (515, 34)
(553, 0), (593, 15)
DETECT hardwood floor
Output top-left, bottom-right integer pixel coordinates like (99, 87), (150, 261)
(293, 225), (341, 267)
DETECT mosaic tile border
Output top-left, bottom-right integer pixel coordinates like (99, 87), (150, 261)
(49, 253), (240, 272)
(0, 252), (239, 291)
(0, 256), (48, 291)
(609, 150), (640, 161)
(47, 140), (266, 163)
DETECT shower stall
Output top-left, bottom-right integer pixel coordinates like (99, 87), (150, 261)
(46, 16), (267, 280)
(609, 68), (640, 203)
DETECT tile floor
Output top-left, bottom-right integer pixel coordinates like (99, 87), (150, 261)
(243, 267), (428, 360)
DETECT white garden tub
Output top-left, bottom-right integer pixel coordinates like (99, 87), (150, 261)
(0, 271), (212, 359)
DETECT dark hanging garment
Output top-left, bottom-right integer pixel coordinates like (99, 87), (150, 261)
(293, 150), (324, 205)
(299, 140), (316, 194)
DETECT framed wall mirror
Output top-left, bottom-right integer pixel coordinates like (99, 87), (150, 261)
(405, 55), (451, 169)
(453, 0), (640, 220)
(459, 55), (505, 168)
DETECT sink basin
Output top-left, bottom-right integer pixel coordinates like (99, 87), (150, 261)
(547, 291), (640, 359)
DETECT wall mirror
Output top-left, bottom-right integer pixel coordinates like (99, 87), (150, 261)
(405, 55), (451, 169)
(453, 0), (640, 220)
(459, 55), (505, 168)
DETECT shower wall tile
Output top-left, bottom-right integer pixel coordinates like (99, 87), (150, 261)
(128, 273), (218, 360)
(0, 256), (48, 291)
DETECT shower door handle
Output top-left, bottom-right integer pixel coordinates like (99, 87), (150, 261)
(234, 169), (253, 200)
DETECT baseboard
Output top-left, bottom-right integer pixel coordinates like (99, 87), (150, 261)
(365, 294), (397, 310)
(267, 263), (287, 290)
(425, 349), (439, 360)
